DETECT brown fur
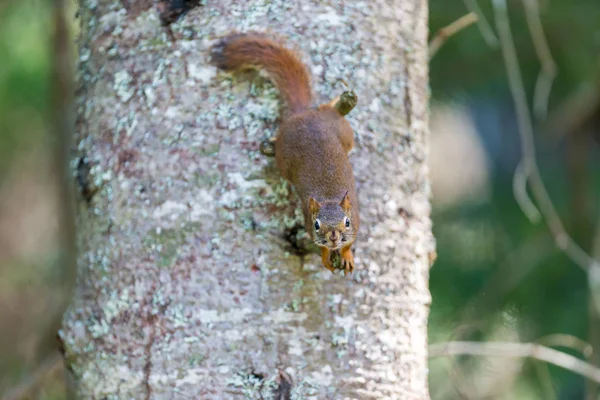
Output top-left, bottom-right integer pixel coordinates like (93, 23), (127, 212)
(276, 107), (359, 233)
(211, 32), (359, 274)
(211, 32), (311, 115)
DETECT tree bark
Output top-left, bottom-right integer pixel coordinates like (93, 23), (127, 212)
(61, 1), (433, 398)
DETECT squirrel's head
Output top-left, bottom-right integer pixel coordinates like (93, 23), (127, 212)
(308, 192), (356, 250)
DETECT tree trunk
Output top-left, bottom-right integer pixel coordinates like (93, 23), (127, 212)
(61, 1), (434, 398)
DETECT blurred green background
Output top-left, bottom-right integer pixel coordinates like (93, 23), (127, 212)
(429, 0), (600, 398)
(1, 0), (599, 398)
(0, 1), (77, 398)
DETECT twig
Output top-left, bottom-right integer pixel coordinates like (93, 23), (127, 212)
(522, 0), (557, 120)
(429, 12), (478, 60)
(492, 0), (600, 273)
(545, 84), (600, 143)
(512, 160), (541, 223)
(462, 0), (499, 47)
(536, 334), (594, 358)
(429, 341), (600, 383)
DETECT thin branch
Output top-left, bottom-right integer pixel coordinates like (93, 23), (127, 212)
(545, 83), (600, 143)
(512, 160), (541, 223)
(429, 12), (478, 60)
(429, 341), (600, 383)
(462, 0), (499, 47)
(492, 0), (600, 273)
(536, 334), (594, 358)
(522, 0), (557, 120)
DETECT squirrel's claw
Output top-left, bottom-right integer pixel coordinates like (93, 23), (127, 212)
(340, 246), (354, 275)
(321, 246), (354, 275)
(341, 258), (354, 275)
(321, 247), (336, 273)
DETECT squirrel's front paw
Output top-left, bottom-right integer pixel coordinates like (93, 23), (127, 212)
(321, 247), (336, 273)
(340, 246), (354, 275)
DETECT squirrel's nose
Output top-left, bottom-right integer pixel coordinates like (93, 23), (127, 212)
(329, 231), (339, 241)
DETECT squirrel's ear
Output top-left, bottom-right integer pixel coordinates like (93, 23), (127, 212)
(309, 197), (321, 214)
(340, 191), (351, 211)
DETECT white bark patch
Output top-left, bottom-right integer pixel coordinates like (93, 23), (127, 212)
(113, 70), (134, 102)
(98, 8), (127, 36)
(188, 64), (217, 84)
(153, 200), (187, 221)
(220, 172), (272, 207)
(265, 308), (308, 323)
(103, 289), (130, 321)
(316, 7), (345, 26)
(310, 365), (334, 386)
(228, 172), (269, 191)
(144, 86), (156, 107)
(83, 365), (143, 395)
(176, 368), (205, 386)
(288, 338), (304, 356)
(334, 315), (355, 331)
(196, 307), (253, 324)
(189, 190), (215, 220)
(377, 329), (398, 349)
(165, 106), (182, 119)
(224, 329), (243, 341)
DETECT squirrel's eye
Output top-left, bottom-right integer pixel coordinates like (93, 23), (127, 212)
(314, 219), (321, 231)
(344, 217), (350, 228)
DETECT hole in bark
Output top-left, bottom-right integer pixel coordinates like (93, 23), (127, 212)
(273, 370), (293, 400)
(283, 223), (312, 257)
(157, 0), (201, 25)
(250, 371), (264, 381)
(397, 207), (413, 219)
(76, 156), (98, 204)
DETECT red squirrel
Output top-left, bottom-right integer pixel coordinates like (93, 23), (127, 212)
(211, 32), (359, 274)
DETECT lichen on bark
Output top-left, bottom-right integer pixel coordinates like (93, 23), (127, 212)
(61, 0), (434, 398)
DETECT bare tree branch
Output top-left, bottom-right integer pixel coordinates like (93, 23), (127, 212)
(536, 334), (594, 358)
(461, 0), (499, 47)
(545, 83), (600, 142)
(492, 0), (600, 273)
(429, 12), (478, 60)
(522, 0), (557, 120)
(429, 341), (600, 383)
(512, 160), (541, 223)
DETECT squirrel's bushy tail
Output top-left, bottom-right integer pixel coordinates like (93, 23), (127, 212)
(211, 32), (312, 114)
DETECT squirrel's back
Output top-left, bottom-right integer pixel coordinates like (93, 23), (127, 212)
(211, 32), (312, 114)
(210, 31), (360, 274)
